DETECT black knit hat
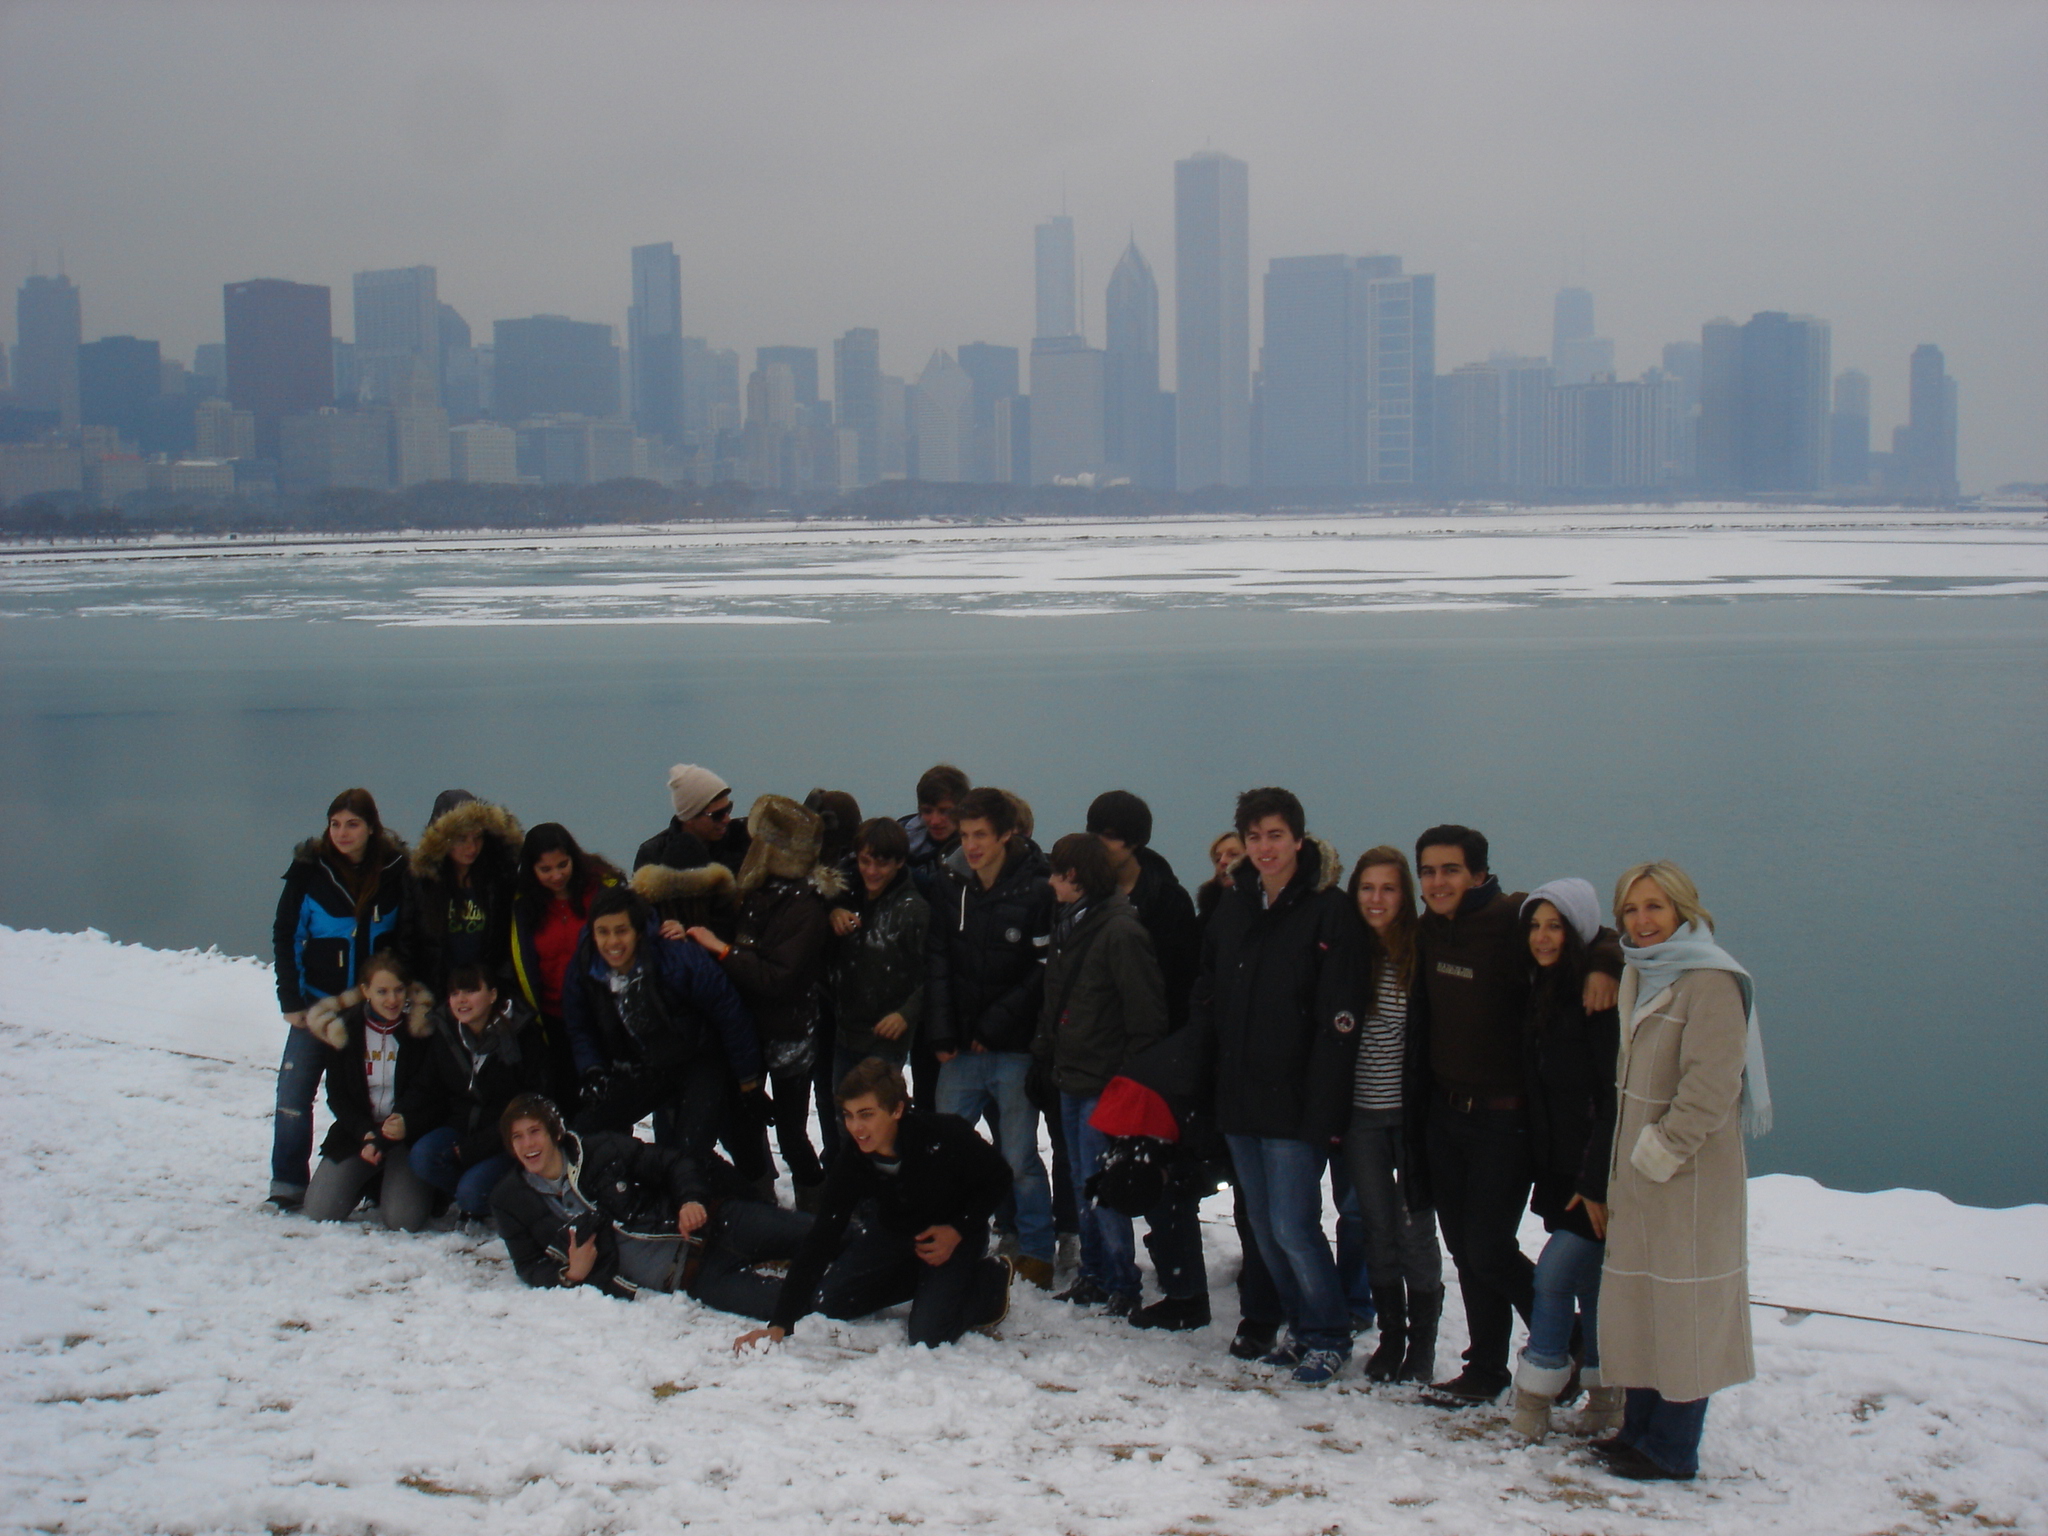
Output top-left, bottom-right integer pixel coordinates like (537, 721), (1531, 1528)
(430, 788), (479, 822)
(1085, 790), (1153, 849)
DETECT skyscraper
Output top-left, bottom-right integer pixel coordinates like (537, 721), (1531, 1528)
(957, 342), (1020, 484)
(1029, 335), (1105, 485)
(224, 278), (333, 458)
(491, 315), (620, 422)
(352, 266), (439, 405)
(1697, 312), (1830, 494)
(78, 336), (162, 448)
(1899, 344), (1958, 499)
(1035, 215), (1077, 340)
(15, 274), (83, 429)
(1174, 151), (1250, 490)
(757, 347), (820, 411)
(1829, 368), (1871, 488)
(1104, 238), (1169, 488)
(1260, 255), (1356, 487)
(629, 243), (684, 444)
(1490, 355), (1554, 492)
(911, 351), (974, 483)
(834, 328), (881, 486)
(1551, 288), (1614, 386)
(1435, 363), (1502, 490)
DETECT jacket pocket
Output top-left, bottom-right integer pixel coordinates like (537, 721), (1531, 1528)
(300, 937), (352, 997)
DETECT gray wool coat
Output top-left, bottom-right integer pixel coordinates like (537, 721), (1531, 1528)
(1597, 965), (1756, 1402)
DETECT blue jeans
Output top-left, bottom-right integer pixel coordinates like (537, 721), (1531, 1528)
(270, 1025), (334, 1196)
(1060, 1092), (1139, 1298)
(1524, 1227), (1603, 1371)
(1225, 1133), (1350, 1354)
(408, 1127), (512, 1217)
(937, 1051), (1053, 1264)
(1622, 1389), (1710, 1476)
(1328, 1159), (1376, 1323)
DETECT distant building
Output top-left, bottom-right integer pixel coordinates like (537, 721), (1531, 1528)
(492, 316), (620, 423)
(1035, 215), (1078, 341)
(1104, 239), (1170, 488)
(85, 452), (149, 506)
(757, 347), (821, 412)
(279, 408), (389, 494)
(834, 328), (882, 486)
(192, 343), (228, 395)
(1829, 368), (1872, 488)
(78, 336), (162, 450)
(147, 459), (237, 497)
(1551, 288), (1616, 388)
(1490, 355), (1553, 492)
(1175, 151), (1251, 490)
(1660, 341), (1703, 485)
(1897, 344), (1958, 499)
(449, 422), (517, 484)
(15, 274), (83, 429)
(877, 374), (908, 479)
(1029, 335), (1106, 484)
(743, 362), (799, 490)
(957, 341), (1021, 484)
(1697, 311), (1831, 494)
(911, 351), (974, 483)
(388, 404), (451, 486)
(193, 398), (257, 461)
(225, 278), (333, 459)
(0, 443), (85, 504)
(1434, 363), (1502, 491)
(629, 243), (684, 444)
(1544, 374), (1672, 491)
(353, 266), (439, 405)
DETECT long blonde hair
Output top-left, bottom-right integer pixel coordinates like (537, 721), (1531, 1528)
(1612, 860), (1714, 934)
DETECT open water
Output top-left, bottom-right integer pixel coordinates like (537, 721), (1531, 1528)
(1, 553), (2042, 1207)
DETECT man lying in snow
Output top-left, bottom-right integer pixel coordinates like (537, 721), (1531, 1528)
(490, 1094), (813, 1319)
(733, 1057), (1014, 1350)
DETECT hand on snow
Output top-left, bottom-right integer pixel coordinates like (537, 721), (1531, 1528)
(732, 1325), (786, 1354)
(914, 1224), (961, 1266)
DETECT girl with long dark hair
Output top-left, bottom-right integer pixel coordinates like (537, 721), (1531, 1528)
(509, 822), (622, 1099)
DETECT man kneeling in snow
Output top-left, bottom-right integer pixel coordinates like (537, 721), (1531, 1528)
(490, 1094), (812, 1320)
(733, 1058), (1014, 1351)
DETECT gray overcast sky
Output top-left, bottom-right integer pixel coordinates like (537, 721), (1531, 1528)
(3, 0), (2043, 488)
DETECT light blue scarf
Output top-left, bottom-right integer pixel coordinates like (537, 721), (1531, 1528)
(1624, 922), (1773, 1138)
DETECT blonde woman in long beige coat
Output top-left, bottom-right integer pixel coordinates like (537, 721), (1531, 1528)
(1593, 861), (1771, 1483)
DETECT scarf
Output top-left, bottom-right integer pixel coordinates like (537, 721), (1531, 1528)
(1624, 921), (1772, 1138)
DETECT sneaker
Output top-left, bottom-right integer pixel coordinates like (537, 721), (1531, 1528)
(1256, 1340), (1304, 1369)
(1228, 1321), (1279, 1361)
(1130, 1295), (1212, 1332)
(266, 1183), (305, 1212)
(1103, 1293), (1138, 1319)
(1291, 1349), (1347, 1387)
(1424, 1369), (1510, 1406)
(1055, 1279), (1110, 1306)
(1012, 1255), (1056, 1291)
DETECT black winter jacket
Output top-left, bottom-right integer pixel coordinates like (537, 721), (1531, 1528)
(829, 869), (930, 1057)
(559, 919), (762, 1084)
(1034, 894), (1168, 1098)
(308, 985), (443, 1162)
(1524, 971), (1621, 1241)
(1188, 839), (1363, 1143)
(1125, 847), (1202, 1032)
(768, 1110), (1012, 1333)
(491, 1131), (752, 1299)
(271, 833), (411, 1014)
(925, 839), (1056, 1055)
(421, 995), (545, 1167)
(721, 872), (838, 1052)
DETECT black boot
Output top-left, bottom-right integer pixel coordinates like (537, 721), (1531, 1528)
(1401, 1285), (1444, 1383)
(1364, 1284), (1408, 1382)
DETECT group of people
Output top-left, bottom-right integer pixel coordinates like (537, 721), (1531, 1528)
(269, 761), (1770, 1483)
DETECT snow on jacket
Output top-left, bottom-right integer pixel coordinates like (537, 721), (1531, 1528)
(420, 994), (546, 1167)
(829, 868), (931, 1057)
(1598, 965), (1756, 1401)
(719, 869), (841, 1052)
(767, 1109), (1013, 1334)
(407, 799), (523, 995)
(271, 831), (411, 1014)
(559, 918), (763, 1084)
(924, 838), (1056, 1055)
(1034, 893), (1168, 1098)
(491, 1130), (750, 1299)
(1523, 968), (1621, 1240)
(1124, 846), (1202, 1032)
(307, 983), (441, 1161)
(1188, 838), (1363, 1143)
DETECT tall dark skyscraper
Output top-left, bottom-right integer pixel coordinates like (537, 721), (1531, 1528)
(834, 327), (881, 486)
(1899, 344), (1959, 499)
(1104, 238), (1168, 488)
(492, 315), (620, 423)
(957, 341), (1020, 484)
(1174, 150), (1250, 490)
(1698, 312), (1830, 494)
(224, 278), (333, 458)
(352, 265), (439, 405)
(629, 242), (684, 444)
(15, 273), (83, 429)
(1829, 368), (1871, 488)
(78, 336), (162, 447)
(1035, 215), (1078, 341)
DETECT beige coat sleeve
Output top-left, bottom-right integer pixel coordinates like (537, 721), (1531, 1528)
(1632, 969), (1747, 1184)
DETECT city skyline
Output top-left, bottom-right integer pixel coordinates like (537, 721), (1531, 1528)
(1, 2), (2042, 488)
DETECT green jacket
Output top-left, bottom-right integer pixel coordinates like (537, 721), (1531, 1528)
(1035, 893), (1167, 1098)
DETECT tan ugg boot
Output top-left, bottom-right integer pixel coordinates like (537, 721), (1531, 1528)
(1574, 1369), (1625, 1436)
(1509, 1357), (1572, 1444)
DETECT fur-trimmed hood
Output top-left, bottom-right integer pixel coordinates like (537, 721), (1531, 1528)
(631, 859), (738, 907)
(306, 981), (438, 1049)
(411, 799), (525, 879)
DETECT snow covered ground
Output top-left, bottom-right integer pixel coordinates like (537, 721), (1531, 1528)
(3, 926), (2044, 1535)
(3, 506), (2044, 624)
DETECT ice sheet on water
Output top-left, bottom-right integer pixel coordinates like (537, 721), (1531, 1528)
(2, 924), (2045, 1533)
(3, 507), (2044, 624)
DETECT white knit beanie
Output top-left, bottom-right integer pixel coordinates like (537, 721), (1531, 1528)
(667, 764), (730, 821)
(1521, 877), (1603, 948)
